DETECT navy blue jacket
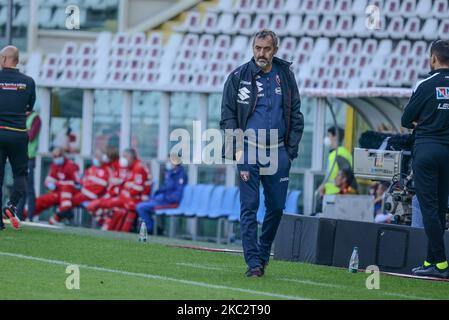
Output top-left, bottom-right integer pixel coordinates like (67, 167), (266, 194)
(0, 68), (36, 130)
(220, 57), (304, 160)
(402, 68), (449, 145)
(155, 165), (187, 204)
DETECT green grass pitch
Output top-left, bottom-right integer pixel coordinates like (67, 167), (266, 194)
(0, 225), (448, 300)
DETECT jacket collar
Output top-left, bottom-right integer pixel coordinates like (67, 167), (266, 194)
(430, 68), (449, 75)
(249, 56), (292, 76)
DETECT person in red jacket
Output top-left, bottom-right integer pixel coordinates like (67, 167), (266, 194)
(33, 147), (80, 222)
(46, 150), (110, 225)
(87, 148), (152, 232)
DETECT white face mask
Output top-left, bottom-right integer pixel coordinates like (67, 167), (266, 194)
(324, 136), (332, 148)
(119, 157), (129, 167)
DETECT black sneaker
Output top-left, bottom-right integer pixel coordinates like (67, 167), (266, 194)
(245, 267), (263, 278)
(412, 265), (449, 279)
(261, 260), (269, 276)
(3, 202), (20, 230)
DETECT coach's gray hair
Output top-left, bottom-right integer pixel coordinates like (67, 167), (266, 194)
(252, 29), (279, 48)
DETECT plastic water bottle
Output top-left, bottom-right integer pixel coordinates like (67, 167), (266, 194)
(138, 221), (147, 242)
(348, 246), (359, 273)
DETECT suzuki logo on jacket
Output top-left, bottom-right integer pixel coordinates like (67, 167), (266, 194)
(237, 87), (250, 104)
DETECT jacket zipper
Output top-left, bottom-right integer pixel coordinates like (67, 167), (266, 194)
(286, 89), (291, 145)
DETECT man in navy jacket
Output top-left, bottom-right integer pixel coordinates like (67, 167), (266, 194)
(220, 29), (304, 277)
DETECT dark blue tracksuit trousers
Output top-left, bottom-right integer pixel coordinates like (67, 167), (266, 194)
(413, 143), (449, 263)
(237, 146), (291, 269)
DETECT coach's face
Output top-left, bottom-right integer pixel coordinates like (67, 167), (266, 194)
(253, 36), (277, 71)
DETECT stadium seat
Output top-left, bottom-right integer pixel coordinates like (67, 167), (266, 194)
(337, 15), (354, 37)
(346, 39), (363, 55)
(250, 0), (269, 12)
(384, 0), (401, 18)
(404, 18), (421, 40)
(263, 0), (285, 13)
(269, 14), (287, 35)
(352, 0), (367, 14)
(173, 11), (201, 32)
(200, 12), (218, 33)
(300, 0), (319, 14)
(335, 0), (352, 14)
(282, 0), (301, 13)
(233, 0), (252, 13)
(243, 14), (270, 35)
(318, 0), (335, 13)
(438, 20), (449, 41)
(422, 18), (439, 41)
(331, 38), (347, 54)
(302, 15), (320, 37)
(285, 14), (303, 37)
(415, 0), (431, 18)
(400, 0), (417, 18)
(353, 16), (372, 38)
(320, 15), (338, 38)
(387, 16), (405, 40)
(230, 13), (252, 34)
(278, 37), (297, 61)
(432, 0), (448, 19)
(215, 13), (234, 34)
(184, 184), (215, 217)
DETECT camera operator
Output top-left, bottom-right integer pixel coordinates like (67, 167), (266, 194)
(401, 40), (449, 278)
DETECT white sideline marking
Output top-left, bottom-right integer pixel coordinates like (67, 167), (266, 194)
(175, 262), (225, 271)
(382, 292), (434, 300)
(0, 251), (308, 300)
(3, 220), (63, 230)
(279, 277), (345, 289)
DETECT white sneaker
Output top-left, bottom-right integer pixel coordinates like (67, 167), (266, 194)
(48, 216), (64, 227)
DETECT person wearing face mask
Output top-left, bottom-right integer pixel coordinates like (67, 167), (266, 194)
(402, 40), (449, 278)
(136, 154), (187, 235)
(319, 126), (353, 196)
(87, 148), (152, 232)
(46, 151), (111, 225)
(33, 147), (80, 221)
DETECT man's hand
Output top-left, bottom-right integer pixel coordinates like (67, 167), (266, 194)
(412, 121), (417, 128)
(235, 150), (243, 162)
(318, 184), (325, 197)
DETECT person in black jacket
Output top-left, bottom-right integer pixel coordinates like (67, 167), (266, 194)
(220, 29), (304, 277)
(0, 46), (35, 231)
(401, 40), (449, 278)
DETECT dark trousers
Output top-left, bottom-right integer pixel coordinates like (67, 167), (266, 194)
(237, 146), (291, 269)
(413, 143), (449, 264)
(17, 158), (36, 220)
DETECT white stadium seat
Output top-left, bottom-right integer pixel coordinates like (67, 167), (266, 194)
(207, 0), (234, 13)
(269, 14), (287, 35)
(336, 15), (354, 37)
(320, 15), (338, 37)
(432, 0), (448, 19)
(302, 15), (320, 37)
(387, 16), (405, 40)
(263, 0), (285, 13)
(300, 0), (320, 14)
(415, 0), (431, 18)
(421, 18), (439, 41)
(400, 0), (417, 18)
(404, 18), (421, 40)
(438, 20), (449, 41)
(285, 14), (303, 37)
(384, 0), (402, 18)
(230, 13), (252, 34)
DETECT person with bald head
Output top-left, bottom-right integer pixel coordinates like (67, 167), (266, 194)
(0, 45), (36, 231)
